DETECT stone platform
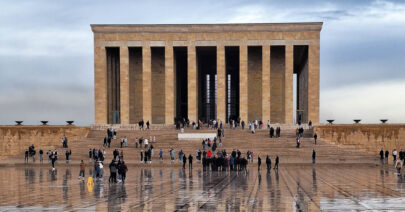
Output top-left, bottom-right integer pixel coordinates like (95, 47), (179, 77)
(0, 164), (404, 211)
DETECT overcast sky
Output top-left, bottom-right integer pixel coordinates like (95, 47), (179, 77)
(0, 0), (404, 125)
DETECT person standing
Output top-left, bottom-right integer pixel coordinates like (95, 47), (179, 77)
(24, 150), (29, 163)
(393, 149), (398, 161)
(89, 149), (93, 162)
(159, 149), (163, 161)
(266, 155), (271, 172)
(39, 149), (43, 163)
(385, 150), (389, 161)
(314, 133), (318, 145)
(182, 154), (187, 169)
(380, 148), (384, 160)
(50, 152), (56, 168)
(119, 161), (128, 183)
(257, 155), (262, 171)
(65, 150), (70, 163)
(144, 138), (149, 149)
(170, 149), (175, 163)
(140, 150), (144, 163)
(79, 160), (86, 180)
(188, 154), (193, 169)
(395, 159), (402, 175)
(312, 149), (316, 164)
(146, 120), (150, 130)
(109, 160), (117, 183)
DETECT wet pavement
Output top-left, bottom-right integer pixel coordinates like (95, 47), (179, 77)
(0, 164), (405, 211)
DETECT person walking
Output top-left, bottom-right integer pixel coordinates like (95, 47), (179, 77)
(274, 155), (279, 170)
(257, 155), (262, 171)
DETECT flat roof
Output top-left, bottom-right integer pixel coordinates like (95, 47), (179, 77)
(91, 22), (323, 33)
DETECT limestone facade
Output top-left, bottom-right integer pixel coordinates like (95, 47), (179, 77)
(92, 23), (322, 125)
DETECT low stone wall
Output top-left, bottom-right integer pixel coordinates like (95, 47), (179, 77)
(0, 126), (89, 158)
(314, 124), (405, 154)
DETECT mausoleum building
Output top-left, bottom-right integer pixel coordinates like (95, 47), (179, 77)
(91, 23), (322, 125)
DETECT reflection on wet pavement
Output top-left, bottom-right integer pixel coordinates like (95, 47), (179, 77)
(0, 164), (405, 211)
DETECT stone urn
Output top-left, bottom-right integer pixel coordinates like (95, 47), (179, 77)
(326, 120), (334, 124)
(380, 119), (388, 124)
(353, 119), (361, 124)
(15, 121), (23, 126)
(40, 121), (48, 125)
(66, 121), (74, 125)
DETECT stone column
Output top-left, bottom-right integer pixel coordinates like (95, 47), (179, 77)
(239, 45), (248, 122)
(262, 45), (271, 123)
(284, 45), (293, 124)
(142, 45), (152, 123)
(308, 42), (320, 124)
(217, 45), (226, 123)
(120, 46), (130, 124)
(94, 46), (107, 124)
(187, 45), (198, 122)
(165, 45), (174, 125)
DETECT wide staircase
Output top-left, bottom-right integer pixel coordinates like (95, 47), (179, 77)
(60, 126), (377, 165)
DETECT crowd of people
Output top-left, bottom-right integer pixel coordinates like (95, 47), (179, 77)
(379, 148), (405, 175)
(22, 119), (405, 188)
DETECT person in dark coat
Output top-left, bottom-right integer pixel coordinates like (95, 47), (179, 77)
(182, 154), (187, 169)
(266, 155), (271, 172)
(270, 127), (274, 138)
(380, 148), (384, 160)
(118, 161), (128, 183)
(188, 154), (193, 169)
(312, 149), (316, 164)
(257, 155), (262, 171)
(274, 155), (279, 170)
(314, 133), (318, 144)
